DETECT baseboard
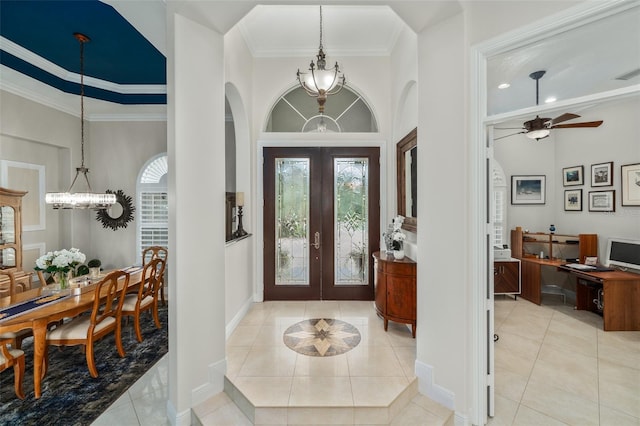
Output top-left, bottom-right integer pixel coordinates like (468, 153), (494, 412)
(191, 358), (227, 406)
(226, 296), (255, 339)
(166, 399), (191, 426)
(415, 360), (455, 410)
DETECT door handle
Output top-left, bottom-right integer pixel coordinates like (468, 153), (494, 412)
(312, 232), (321, 250)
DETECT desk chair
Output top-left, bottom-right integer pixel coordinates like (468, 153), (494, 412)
(0, 271), (33, 349)
(142, 246), (168, 305)
(44, 270), (129, 378)
(121, 258), (164, 343)
(0, 337), (25, 399)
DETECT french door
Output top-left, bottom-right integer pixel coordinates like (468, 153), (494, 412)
(263, 147), (380, 300)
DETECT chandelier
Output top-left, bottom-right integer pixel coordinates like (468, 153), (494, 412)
(296, 5), (345, 114)
(45, 33), (116, 210)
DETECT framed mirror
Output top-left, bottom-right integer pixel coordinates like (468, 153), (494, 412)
(396, 128), (417, 232)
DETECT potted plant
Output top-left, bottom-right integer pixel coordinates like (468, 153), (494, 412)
(87, 258), (102, 278)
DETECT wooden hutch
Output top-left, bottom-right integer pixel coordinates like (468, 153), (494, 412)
(0, 187), (31, 296)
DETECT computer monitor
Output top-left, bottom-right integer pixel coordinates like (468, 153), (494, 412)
(605, 237), (640, 271)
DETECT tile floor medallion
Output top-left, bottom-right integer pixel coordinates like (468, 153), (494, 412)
(283, 318), (361, 357)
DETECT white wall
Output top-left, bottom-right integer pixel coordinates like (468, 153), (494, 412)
(497, 96), (640, 257)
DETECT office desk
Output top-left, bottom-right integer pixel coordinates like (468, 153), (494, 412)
(558, 265), (640, 331)
(519, 257), (565, 305)
(0, 268), (143, 398)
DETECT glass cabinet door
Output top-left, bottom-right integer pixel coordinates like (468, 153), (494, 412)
(0, 206), (15, 244)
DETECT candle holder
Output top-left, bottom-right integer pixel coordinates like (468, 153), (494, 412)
(233, 205), (248, 238)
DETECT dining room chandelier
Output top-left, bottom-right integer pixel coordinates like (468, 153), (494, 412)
(45, 33), (116, 210)
(296, 5), (346, 114)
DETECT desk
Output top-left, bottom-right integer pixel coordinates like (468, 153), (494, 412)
(0, 268), (143, 398)
(558, 265), (640, 331)
(518, 257), (565, 305)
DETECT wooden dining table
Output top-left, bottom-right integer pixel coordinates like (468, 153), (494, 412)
(0, 267), (143, 398)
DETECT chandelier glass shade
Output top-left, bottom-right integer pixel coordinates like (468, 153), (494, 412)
(45, 33), (116, 210)
(296, 6), (345, 114)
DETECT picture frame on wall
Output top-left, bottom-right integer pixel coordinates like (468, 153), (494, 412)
(562, 165), (584, 186)
(564, 189), (582, 211)
(511, 175), (546, 205)
(621, 163), (640, 206)
(591, 161), (613, 187)
(589, 190), (615, 212)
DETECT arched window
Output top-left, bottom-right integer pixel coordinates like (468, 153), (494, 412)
(266, 86), (378, 132)
(137, 154), (168, 263)
(493, 161), (507, 246)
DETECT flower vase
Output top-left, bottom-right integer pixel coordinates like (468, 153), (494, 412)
(393, 242), (405, 260)
(384, 225), (394, 254)
(53, 271), (72, 290)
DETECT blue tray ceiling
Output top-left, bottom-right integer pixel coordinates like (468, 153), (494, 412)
(0, 0), (166, 104)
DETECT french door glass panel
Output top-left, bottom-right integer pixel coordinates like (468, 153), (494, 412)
(275, 158), (310, 286)
(334, 158), (369, 286)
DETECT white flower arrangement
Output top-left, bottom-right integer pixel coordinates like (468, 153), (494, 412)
(391, 215), (406, 249)
(35, 248), (86, 274)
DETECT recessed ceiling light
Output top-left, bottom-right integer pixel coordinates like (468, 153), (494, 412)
(545, 96), (557, 103)
(498, 83), (510, 89)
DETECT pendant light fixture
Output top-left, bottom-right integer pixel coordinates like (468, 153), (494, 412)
(45, 33), (116, 210)
(296, 5), (345, 114)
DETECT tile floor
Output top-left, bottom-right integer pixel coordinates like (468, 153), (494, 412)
(491, 294), (640, 426)
(92, 296), (639, 425)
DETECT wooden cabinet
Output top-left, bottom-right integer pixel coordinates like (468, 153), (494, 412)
(494, 260), (520, 297)
(511, 228), (597, 263)
(0, 187), (31, 296)
(372, 251), (416, 338)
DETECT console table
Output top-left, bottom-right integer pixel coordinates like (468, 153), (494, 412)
(372, 251), (416, 338)
(558, 265), (640, 331)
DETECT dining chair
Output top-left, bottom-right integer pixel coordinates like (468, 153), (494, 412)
(0, 271), (33, 350)
(142, 246), (168, 305)
(44, 270), (129, 378)
(0, 337), (25, 399)
(121, 257), (164, 343)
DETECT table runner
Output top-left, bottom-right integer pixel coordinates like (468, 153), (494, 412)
(0, 292), (72, 323)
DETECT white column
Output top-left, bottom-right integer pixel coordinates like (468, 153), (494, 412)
(167, 13), (226, 425)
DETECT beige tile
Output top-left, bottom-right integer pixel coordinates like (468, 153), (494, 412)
(494, 366), (528, 403)
(387, 379), (418, 420)
(520, 376), (599, 426)
(511, 404), (570, 426)
(530, 343), (598, 402)
(287, 407), (354, 424)
(494, 343), (537, 378)
(410, 393), (452, 420)
(226, 325), (262, 347)
(254, 407), (288, 425)
(225, 346), (251, 379)
(252, 325), (286, 346)
(353, 406), (390, 424)
(488, 394), (519, 426)
(131, 392), (173, 426)
(597, 330), (640, 371)
(543, 316), (598, 358)
(238, 305), (270, 326)
(385, 322), (416, 347)
(231, 377), (292, 406)
(598, 404), (640, 426)
(599, 358), (640, 418)
(193, 392), (234, 420)
(92, 401), (141, 426)
(392, 345), (416, 379)
(350, 376), (410, 406)
(289, 376), (354, 406)
(347, 346), (404, 377)
(197, 399), (253, 426)
(294, 352), (350, 376)
(238, 346), (297, 377)
(390, 401), (445, 426)
(357, 325), (393, 346)
(493, 329), (542, 361)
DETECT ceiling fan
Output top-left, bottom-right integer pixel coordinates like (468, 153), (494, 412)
(495, 70), (603, 141)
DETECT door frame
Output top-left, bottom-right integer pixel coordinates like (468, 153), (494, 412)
(255, 137), (387, 302)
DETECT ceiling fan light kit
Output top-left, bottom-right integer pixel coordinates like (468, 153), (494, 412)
(495, 69), (603, 141)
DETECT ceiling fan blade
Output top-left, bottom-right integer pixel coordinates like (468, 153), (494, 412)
(494, 132), (525, 140)
(494, 127), (525, 130)
(551, 120), (603, 129)
(550, 113), (580, 125)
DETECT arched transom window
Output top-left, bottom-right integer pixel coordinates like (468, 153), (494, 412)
(266, 86), (378, 133)
(137, 154), (168, 263)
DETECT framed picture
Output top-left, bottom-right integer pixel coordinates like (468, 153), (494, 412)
(621, 163), (640, 206)
(564, 189), (582, 211)
(563, 165), (584, 186)
(511, 175), (546, 205)
(589, 190), (615, 212)
(591, 161), (613, 187)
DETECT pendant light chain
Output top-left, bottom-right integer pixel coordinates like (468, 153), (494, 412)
(79, 35), (86, 170)
(318, 5), (323, 51)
